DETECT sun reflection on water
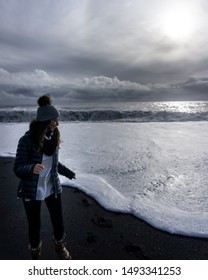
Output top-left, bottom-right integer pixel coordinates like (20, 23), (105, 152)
(152, 101), (208, 114)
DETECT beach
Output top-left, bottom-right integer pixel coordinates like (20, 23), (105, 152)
(1, 156), (208, 260)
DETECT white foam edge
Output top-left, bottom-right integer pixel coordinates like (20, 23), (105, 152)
(61, 174), (208, 238)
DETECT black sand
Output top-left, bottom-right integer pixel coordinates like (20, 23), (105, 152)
(1, 157), (208, 260)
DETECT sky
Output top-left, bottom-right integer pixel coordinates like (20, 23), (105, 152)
(1, 0), (208, 106)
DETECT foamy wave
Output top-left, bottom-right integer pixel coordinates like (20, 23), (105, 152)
(0, 108), (208, 122)
(61, 174), (208, 238)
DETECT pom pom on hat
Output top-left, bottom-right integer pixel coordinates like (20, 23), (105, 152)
(37, 95), (52, 106)
(36, 95), (60, 121)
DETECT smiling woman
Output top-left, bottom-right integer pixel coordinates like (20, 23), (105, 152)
(158, 2), (199, 41)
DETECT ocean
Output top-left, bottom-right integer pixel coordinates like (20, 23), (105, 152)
(1, 101), (208, 238)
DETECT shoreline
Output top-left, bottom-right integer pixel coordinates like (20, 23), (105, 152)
(1, 156), (208, 260)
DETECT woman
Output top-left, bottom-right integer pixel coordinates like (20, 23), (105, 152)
(14, 95), (76, 260)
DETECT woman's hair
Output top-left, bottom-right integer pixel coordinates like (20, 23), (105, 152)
(29, 119), (60, 152)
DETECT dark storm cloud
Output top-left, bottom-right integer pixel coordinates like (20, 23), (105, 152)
(1, 68), (208, 106)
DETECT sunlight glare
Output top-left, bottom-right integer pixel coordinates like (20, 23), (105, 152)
(158, 3), (198, 41)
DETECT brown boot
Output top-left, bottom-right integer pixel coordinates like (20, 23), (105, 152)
(54, 235), (71, 260)
(29, 241), (42, 260)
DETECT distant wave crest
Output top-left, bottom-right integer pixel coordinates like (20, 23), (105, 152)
(0, 108), (208, 122)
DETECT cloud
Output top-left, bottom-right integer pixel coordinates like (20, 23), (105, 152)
(1, 68), (208, 106)
(176, 74), (208, 93)
(82, 76), (150, 91)
(64, 76), (153, 102)
(0, 68), (66, 87)
(0, 68), (69, 105)
(0, 68), (155, 104)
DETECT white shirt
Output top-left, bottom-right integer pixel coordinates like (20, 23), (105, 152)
(36, 154), (54, 200)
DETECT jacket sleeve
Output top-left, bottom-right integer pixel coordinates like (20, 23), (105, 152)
(58, 162), (76, 179)
(13, 135), (36, 179)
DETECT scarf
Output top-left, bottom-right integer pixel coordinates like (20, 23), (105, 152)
(42, 130), (57, 156)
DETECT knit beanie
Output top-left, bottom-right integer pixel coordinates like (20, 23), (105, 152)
(36, 95), (60, 121)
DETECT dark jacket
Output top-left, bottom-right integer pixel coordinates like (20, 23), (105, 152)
(13, 131), (75, 199)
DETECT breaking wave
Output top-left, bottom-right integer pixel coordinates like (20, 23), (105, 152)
(0, 108), (208, 122)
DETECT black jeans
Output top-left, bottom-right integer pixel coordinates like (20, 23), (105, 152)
(23, 193), (64, 248)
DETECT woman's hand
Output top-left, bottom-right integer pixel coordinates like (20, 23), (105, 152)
(33, 164), (45, 174)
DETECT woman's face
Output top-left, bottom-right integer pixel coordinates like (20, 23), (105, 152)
(48, 118), (59, 131)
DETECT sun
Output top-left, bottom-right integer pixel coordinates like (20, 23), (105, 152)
(158, 3), (198, 41)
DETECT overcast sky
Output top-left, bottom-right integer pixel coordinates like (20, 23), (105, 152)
(1, 0), (208, 105)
